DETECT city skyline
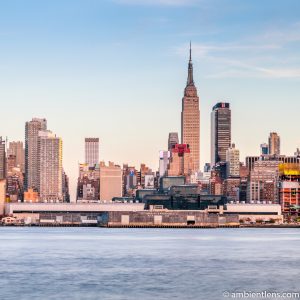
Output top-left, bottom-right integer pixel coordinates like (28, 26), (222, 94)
(1, 2), (300, 300)
(1, 0), (300, 198)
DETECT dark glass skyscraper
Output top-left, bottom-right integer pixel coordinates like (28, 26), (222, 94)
(211, 102), (231, 166)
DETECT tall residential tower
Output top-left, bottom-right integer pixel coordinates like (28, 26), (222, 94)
(0, 137), (6, 180)
(181, 43), (200, 172)
(38, 130), (63, 201)
(25, 118), (47, 191)
(269, 132), (280, 156)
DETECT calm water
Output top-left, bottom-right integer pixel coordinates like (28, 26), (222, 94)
(0, 228), (299, 300)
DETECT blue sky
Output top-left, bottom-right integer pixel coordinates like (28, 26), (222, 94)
(1, 0), (300, 198)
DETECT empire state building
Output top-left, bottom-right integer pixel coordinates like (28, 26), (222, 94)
(181, 43), (200, 172)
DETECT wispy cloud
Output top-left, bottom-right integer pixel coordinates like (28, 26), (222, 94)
(176, 43), (280, 58)
(114, 0), (197, 6)
(260, 22), (300, 44)
(206, 63), (300, 79)
(175, 23), (300, 79)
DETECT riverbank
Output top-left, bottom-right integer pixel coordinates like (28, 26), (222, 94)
(1, 223), (299, 228)
(241, 224), (300, 228)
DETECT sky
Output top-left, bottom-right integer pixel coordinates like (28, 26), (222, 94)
(0, 0), (300, 199)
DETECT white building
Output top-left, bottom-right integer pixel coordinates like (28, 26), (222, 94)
(159, 150), (170, 177)
(225, 203), (283, 223)
(226, 143), (240, 177)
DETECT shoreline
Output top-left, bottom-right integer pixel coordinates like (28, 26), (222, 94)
(1, 224), (300, 228)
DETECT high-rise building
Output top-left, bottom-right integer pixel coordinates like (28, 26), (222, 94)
(139, 164), (155, 189)
(209, 172), (223, 195)
(85, 138), (99, 167)
(0, 137), (6, 180)
(159, 150), (170, 177)
(0, 179), (6, 216)
(25, 118), (47, 191)
(6, 157), (24, 202)
(122, 164), (138, 197)
(247, 160), (279, 203)
(181, 44), (200, 172)
(7, 141), (25, 172)
(211, 102), (231, 166)
(204, 163), (211, 173)
(76, 163), (100, 202)
(168, 132), (179, 151)
(62, 170), (70, 203)
(260, 143), (269, 156)
(245, 156), (260, 172)
(246, 155), (299, 172)
(226, 143), (240, 177)
(167, 144), (192, 178)
(38, 130), (63, 201)
(99, 161), (122, 201)
(223, 178), (241, 202)
(279, 164), (300, 217)
(269, 132), (280, 156)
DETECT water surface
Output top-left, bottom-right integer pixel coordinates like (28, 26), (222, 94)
(0, 228), (299, 300)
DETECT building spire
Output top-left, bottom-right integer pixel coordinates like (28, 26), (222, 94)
(187, 41), (194, 86)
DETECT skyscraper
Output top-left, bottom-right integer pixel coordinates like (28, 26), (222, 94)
(226, 143), (240, 177)
(0, 179), (6, 216)
(168, 132), (179, 151)
(85, 138), (99, 167)
(211, 102), (231, 166)
(25, 118), (47, 191)
(99, 161), (122, 201)
(260, 143), (269, 156)
(38, 130), (63, 201)
(269, 132), (280, 156)
(167, 144), (192, 177)
(76, 163), (100, 202)
(0, 137), (6, 180)
(7, 141), (25, 172)
(181, 43), (200, 172)
(247, 160), (279, 203)
(159, 150), (170, 177)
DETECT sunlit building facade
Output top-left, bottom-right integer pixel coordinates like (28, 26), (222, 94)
(38, 131), (63, 201)
(85, 138), (99, 167)
(269, 132), (280, 156)
(167, 144), (192, 178)
(25, 118), (47, 191)
(181, 44), (200, 172)
(99, 161), (122, 201)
